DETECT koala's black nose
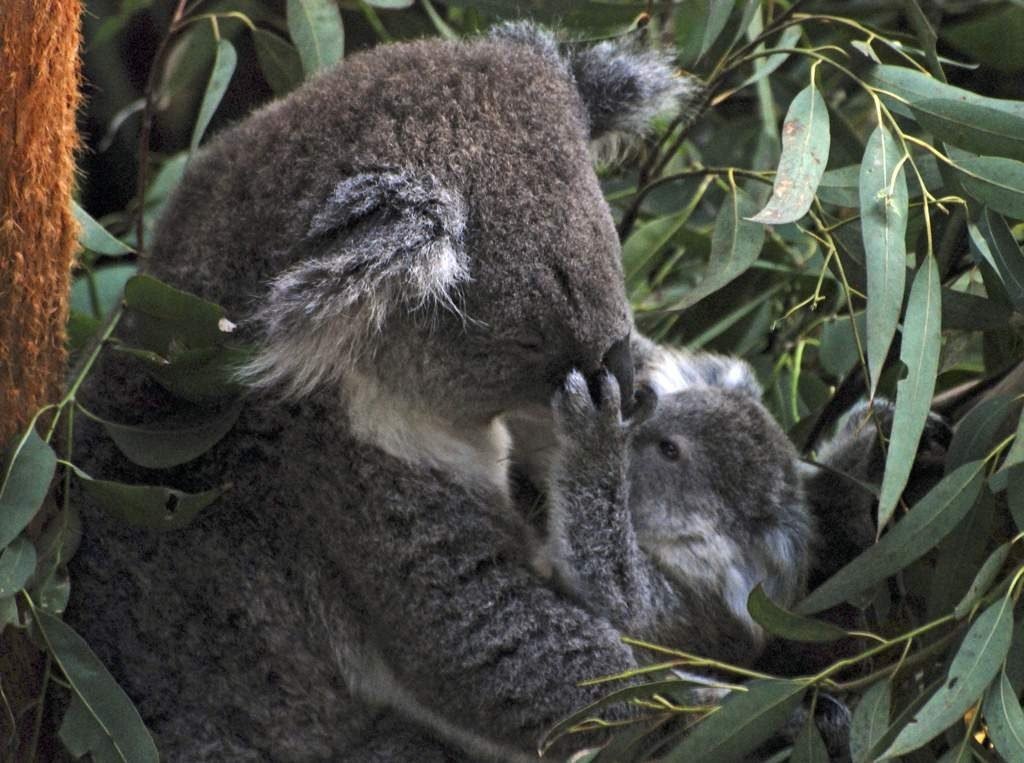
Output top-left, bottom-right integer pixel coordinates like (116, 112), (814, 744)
(592, 334), (634, 414)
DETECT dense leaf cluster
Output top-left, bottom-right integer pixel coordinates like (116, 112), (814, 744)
(3, 1), (1024, 760)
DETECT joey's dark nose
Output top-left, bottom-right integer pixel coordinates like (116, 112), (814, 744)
(586, 334), (633, 414)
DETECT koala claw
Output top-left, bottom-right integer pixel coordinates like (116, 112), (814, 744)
(553, 369), (625, 445)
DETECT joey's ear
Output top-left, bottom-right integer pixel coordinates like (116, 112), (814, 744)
(640, 346), (762, 399)
(490, 22), (703, 143)
(241, 169), (468, 397)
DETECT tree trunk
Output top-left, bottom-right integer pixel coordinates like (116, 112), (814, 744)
(0, 2), (82, 759)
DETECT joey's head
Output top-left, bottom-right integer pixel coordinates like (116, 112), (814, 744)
(627, 350), (811, 611)
(235, 26), (699, 421)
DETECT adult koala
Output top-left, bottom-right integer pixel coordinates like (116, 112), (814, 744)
(67, 24), (697, 762)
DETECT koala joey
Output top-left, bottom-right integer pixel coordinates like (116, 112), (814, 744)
(67, 24), (703, 762)
(523, 343), (810, 668)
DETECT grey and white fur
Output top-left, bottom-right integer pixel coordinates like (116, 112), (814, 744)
(67, 24), (706, 762)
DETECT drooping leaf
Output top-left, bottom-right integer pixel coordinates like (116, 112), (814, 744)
(33, 565), (71, 616)
(968, 208), (1024, 311)
(947, 396), (1013, 471)
(983, 671), (1024, 762)
(622, 209), (694, 294)
(364, 0), (414, 7)
(34, 610), (158, 763)
(0, 424), (57, 550)
(672, 187), (763, 309)
(999, 408), (1024, 475)
(910, 99), (1024, 162)
(287, 0), (344, 76)
(0, 595), (19, 633)
(850, 681), (891, 763)
(748, 85), (830, 225)
(883, 597), (1013, 757)
(870, 64), (1024, 121)
(190, 38), (237, 152)
(817, 164), (860, 207)
(123, 274), (235, 352)
(80, 401), (242, 470)
(676, 0), (736, 66)
(941, 286), (1012, 330)
(663, 680), (806, 761)
(790, 710), (829, 763)
(114, 343), (248, 403)
(747, 584), (848, 642)
(954, 542), (1011, 619)
(72, 200), (134, 257)
(859, 126), (908, 397)
(0, 537), (37, 597)
(798, 460), (985, 614)
(877, 255), (941, 528)
(70, 263), (137, 320)
(73, 466), (226, 531)
(252, 28), (303, 96)
(1010, 464), (1024, 532)
(956, 156), (1024, 220)
(735, 25), (802, 92)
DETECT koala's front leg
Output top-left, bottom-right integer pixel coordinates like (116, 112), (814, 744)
(544, 370), (660, 632)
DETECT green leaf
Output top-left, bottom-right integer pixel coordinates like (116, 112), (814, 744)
(870, 64), (1024, 121)
(663, 680), (806, 761)
(0, 424), (57, 550)
(364, 0), (414, 7)
(748, 84), (830, 225)
(671, 187), (763, 310)
(0, 537), (36, 597)
(622, 210), (693, 294)
(817, 164), (860, 207)
(735, 25), (802, 91)
(252, 28), (303, 96)
(790, 710), (829, 763)
(190, 38), (237, 152)
(911, 99), (1024, 162)
(941, 286), (1012, 330)
(540, 679), (690, 753)
(70, 263), (137, 319)
(80, 401), (242, 470)
(798, 460), (985, 614)
(115, 343), (249, 403)
(877, 256), (941, 528)
(0, 595), (19, 633)
(956, 156), (1024, 220)
(124, 274), (235, 352)
(860, 126), (908, 397)
(850, 681), (891, 763)
(287, 0), (344, 76)
(72, 200), (135, 257)
(33, 566), (70, 616)
(999, 408), (1024, 474)
(34, 610), (158, 763)
(954, 542), (1011, 619)
(676, 0), (736, 66)
(947, 396), (1013, 471)
(883, 597), (1014, 757)
(1009, 464), (1024, 532)
(969, 208), (1024, 311)
(746, 584), (848, 642)
(73, 466), (226, 531)
(983, 671), (1024, 761)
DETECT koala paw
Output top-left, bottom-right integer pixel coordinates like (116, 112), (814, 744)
(553, 369), (623, 445)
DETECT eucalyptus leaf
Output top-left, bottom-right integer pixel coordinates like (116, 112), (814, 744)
(911, 99), (1024, 161)
(859, 126), (908, 397)
(35, 610), (158, 763)
(287, 0), (344, 76)
(954, 542), (1011, 619)
(877, 256), (941, 528)
(747, 584), (848, 642)
(622, 210), (693, 294)
(983, 671), (1024, 761)
(735, 26), (802, 92)
(672, 187), (763, 310)
(850, 681), (891, 763)
(663, 680), (805, 762)
(73, 466), (226, 531)
(190, 38), (237, 152)
(0, 424), (57, 550)
(798, 459), (984, 614)
(1009, 464), (1024, 532)
(124, 274), (235, 352)
(748, 85), (830, 225)
(968, 208), (1024, 311)
(946, 396), (1012, 471)
(72, 200), (134, 257)
(870, 64), (1024, 121)
(676, 0), (736, 66)
(252, 28), (303, 96)
(0, 595), (19, 633)
(0, 537), (37, 597)
(940, 286), (1012, 330)
(1000, 409), (1024, 474)
(33, 565), (70, 615)
(956, 157), (1024, 220)
(883, 596), (1013, 757)
(81, 401), (243, 470)
(816, 164), (860, 207)
(790, 712), (829, 763)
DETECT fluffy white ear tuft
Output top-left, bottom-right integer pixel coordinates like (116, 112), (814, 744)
(642, 346), (762, 399)
(240, 169), (469, 398)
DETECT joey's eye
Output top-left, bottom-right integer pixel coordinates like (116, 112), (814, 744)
(658, 440), (680, 461)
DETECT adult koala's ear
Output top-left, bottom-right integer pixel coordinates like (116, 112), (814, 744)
(491, 22), (703, 143)
(242, 169), (468, 397)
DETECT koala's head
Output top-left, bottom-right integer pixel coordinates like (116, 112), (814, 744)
(627, 349), (811, 615)
(231, 26), (698, 421)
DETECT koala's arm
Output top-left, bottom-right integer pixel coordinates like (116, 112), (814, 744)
(541, 371), (674, 637)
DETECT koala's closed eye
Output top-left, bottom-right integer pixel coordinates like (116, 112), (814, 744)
(658, 439), (681, 461)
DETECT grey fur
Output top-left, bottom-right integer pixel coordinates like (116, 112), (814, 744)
(67, 31), (690, 761)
